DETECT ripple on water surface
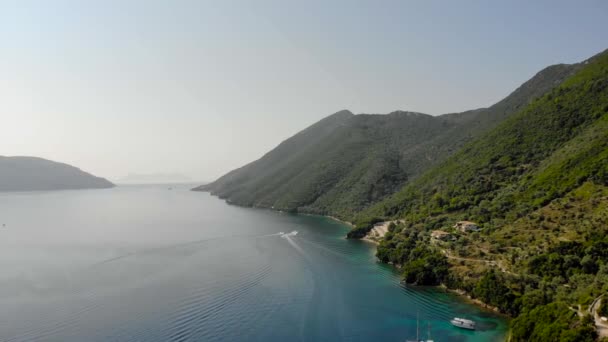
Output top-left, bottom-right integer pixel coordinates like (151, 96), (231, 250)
(0, 185), (507, 341)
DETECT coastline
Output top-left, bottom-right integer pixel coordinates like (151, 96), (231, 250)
(197, 189), (510, 337)
(198, 189), (510, 324)
(325, 210), (509, 340)
(323, 215), (354, 227)
(443, 287), (506, 315)
(447, 287), (512, 342)
(361, 237), (379, 244)
(197, 189), (357, 229)
(360, 220), (394, 244)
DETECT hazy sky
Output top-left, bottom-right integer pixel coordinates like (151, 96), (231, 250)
(1, 1), (607, 181)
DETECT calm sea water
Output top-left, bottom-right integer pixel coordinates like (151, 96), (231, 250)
(0, 184), (507, 341)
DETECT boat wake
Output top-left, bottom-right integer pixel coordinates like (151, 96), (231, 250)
(89, 230), (304, 271)
(89, 232), (277, 270)
(280, 231), (298, 238)
(262, 232), (284, 237)
(279, 231), (306, 256)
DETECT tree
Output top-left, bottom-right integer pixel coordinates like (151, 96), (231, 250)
(473, 270), (515, 313)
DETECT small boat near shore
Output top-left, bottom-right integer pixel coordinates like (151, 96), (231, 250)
(450, 317), (476, 330)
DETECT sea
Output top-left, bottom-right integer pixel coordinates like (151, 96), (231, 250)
(0, 184), (507, 341)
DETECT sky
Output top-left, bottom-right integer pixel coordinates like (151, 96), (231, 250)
(1, 0), (607, 181)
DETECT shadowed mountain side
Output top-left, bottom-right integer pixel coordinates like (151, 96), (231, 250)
(0, 156), (114, 192)
(196, 111), (455, 217)
(195, 60), (581, 219)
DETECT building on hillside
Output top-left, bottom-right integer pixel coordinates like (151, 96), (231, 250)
(454, 221), (481, 233)
(431, 230), (454, 242)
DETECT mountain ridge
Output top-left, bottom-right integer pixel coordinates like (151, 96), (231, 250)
(0, 156), (114, 192)
(195, 58), (581, 219)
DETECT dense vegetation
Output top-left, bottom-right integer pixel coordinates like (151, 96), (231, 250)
(376, 222), (449, 285)
(0, 156), (114, 191)
(600, 298), (608, 317)
(357, 49), (608, 340)
(511, 303), (597, 342)
(196, 61), (577, 219)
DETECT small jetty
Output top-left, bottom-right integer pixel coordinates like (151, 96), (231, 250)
(450, 317), (476, 330)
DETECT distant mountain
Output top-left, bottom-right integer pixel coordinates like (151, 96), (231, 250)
(195, 60), (580, 219)
(117, 173), (192, 184)
(0, 156), (114, 192)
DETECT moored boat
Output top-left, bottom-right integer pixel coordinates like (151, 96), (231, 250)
(450, 317), (476, 330)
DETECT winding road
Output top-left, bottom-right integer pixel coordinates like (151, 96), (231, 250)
(589, 295), (608, 338)
(440, 249), (518, 276)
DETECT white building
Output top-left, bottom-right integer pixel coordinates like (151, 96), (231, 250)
(454, 221), (480, 233)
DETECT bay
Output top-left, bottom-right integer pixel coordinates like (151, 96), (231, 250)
(0, 184), (507, 341)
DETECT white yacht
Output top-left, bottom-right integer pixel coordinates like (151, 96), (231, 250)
(450, 317), (476, 330)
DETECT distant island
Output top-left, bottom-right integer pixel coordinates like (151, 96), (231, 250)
(0, 156), (114, 192)
(116, 173), (192, 184)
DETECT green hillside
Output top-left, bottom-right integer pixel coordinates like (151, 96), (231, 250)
(358, 49), (608, 341)
(197, 110), (451, 217)
(196, 62), (578, 219)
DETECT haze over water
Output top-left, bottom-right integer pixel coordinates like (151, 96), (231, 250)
(0, 185), (506, 341)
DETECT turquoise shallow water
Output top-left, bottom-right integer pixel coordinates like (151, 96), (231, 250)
(0, 184), (507, 341)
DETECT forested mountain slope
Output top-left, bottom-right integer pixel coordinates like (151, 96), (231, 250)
(359, 49), (608, 341)
(197, 110), (452, 217)
(196, 61), (579, 219)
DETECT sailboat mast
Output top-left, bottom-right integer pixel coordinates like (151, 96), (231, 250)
(416, 312), (419, 341)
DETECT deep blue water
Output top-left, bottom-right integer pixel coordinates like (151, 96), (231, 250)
(0, 184), (507, 341)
